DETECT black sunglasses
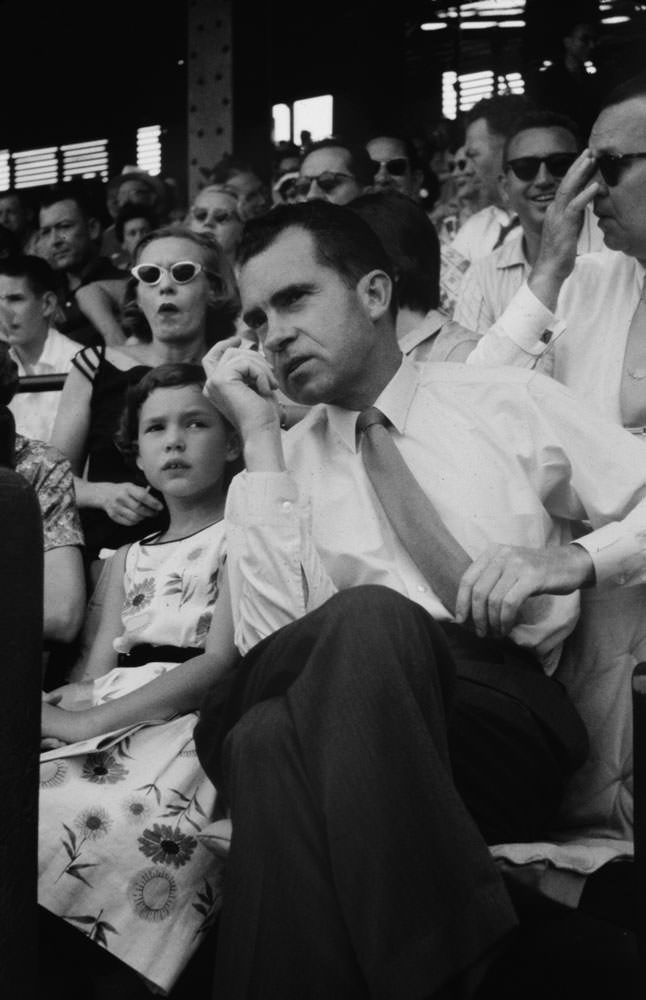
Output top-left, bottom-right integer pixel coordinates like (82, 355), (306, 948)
(505, 152), (578, 182)
(370, 157), (409, 177)
(295, 171), (354, 197)
(596, 151), (646, 187)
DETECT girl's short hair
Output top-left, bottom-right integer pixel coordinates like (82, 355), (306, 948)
(116, 362), (243, 488)
(122, 226), (240, 345)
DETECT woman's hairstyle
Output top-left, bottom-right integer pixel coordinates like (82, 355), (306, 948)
(116, 362), (243, 488)
(121, 226), (240, 345)
(348, 190), (440, 314)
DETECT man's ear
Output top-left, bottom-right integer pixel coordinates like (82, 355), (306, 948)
(225, 429), (242, 463)
(134, 450), (143, 473)
(41, 290), (58, 321)
(356, 270), (392, 321)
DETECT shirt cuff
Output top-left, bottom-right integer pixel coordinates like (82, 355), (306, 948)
(574, 522), (646, 587)
(226, 470), (301, 526)
(495, 283), (565, 356)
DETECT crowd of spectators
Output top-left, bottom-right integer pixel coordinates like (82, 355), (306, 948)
(5, 15), (646, 999)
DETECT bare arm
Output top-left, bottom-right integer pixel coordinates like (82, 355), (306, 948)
(42, 562), (238, 742)
(50, 360), (163, 523)
(75, 281), (127, 347)
(44, 546), (86, 645)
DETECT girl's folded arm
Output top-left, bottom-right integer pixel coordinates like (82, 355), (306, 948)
(42, 563), (238, 744)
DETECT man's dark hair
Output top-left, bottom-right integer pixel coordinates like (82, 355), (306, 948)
(114, 203), (159, 244)
(0, 254), (61, 297)
(349, 191), (439, 314)
(465, 94), (534, 139)
(302, 138), (377, 187)
(365, 133), (423, 173)
(599, 70), (646, 114)
(39, 183), (97, 221)
(238, 201), (397, 316)
(502, 110), (581, 167)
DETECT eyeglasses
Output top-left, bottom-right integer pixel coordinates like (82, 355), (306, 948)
(294, 172), (355, 197)
(505, 152), (578, 182)
(131, 261), (205, 285)
(370, 157), (409, 177)
(596, 152), (646, 187)
(452, 158), (468, 172)
(191, 207), (239, 225)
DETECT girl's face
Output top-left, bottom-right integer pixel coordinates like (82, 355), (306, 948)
(135, 383), (240, 500)
(134, 236), (214, 345)
(188, 188), (243, 258)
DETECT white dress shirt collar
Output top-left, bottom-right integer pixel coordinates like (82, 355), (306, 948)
(325, 356), (419, 454)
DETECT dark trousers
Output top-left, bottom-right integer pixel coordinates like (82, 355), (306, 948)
(195, 586), (588, 999)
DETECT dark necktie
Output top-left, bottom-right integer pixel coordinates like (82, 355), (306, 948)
(356, 407), (472, 615)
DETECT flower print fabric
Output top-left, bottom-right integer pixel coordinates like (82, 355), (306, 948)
(38, 520), (227, 995)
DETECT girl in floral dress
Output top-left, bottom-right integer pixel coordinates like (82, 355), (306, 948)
(39, 363), (242, 996)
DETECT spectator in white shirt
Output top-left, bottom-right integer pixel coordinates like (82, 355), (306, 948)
(452, 94), (531, 263)
(195, 200), (646, 999)
(453, 111), (603, 338)
(0, 255), (79, 442)
(458, 70), (646, 430)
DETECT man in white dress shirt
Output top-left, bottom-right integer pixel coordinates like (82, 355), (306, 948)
(195, 201), (646, 999)
(453, 110), (603, 338)
(459, 71), (646, 430)
(0, 255), (78, 442)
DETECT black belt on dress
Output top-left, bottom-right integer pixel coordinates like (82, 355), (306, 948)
(117, 644), (204, 667)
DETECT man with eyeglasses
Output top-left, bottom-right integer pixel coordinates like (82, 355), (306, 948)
(461, 71), (646, 431)
(453, 111), (603, 338)
(296, 138), (375, 205)
(365, 134), (424, 201)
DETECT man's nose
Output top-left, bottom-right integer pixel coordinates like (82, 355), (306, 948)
(374, 164), (390, 187)
(534, 162), (553, 186)
(264, 316), (294, 353)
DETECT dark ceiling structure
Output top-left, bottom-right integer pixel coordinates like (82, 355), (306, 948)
(1, 0), (645, 194)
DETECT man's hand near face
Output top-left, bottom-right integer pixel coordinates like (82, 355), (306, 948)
(528, 149), (599, 310)
(202, 336), (287, 472)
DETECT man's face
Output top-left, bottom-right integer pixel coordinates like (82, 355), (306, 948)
(0, 195), (26, 235)
(298, 147), (364, 205)
(502, 127), (578, 238)
(223, 171), (268, 220)
(590, 98), (646, 262)
(465, 118), (505, 203)
(366, 137), (420, 198)
(0, 274), (50, 351)
(117, 179), (155, 208)
(39, 199), (94, 274)
(122, 217), (153, 258)
(239, 226), (378, 408)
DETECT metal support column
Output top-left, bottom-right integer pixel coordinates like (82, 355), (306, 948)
(186, 0), (234, 203)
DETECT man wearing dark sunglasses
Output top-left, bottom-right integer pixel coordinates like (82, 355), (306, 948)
(365, 134), (424, 201)
(297, 138), (374, 206)
(458, 71), (646, 434)
(453, 111), (603, 336)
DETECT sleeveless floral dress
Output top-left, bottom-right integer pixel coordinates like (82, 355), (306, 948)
(38, 521), (228, 994)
